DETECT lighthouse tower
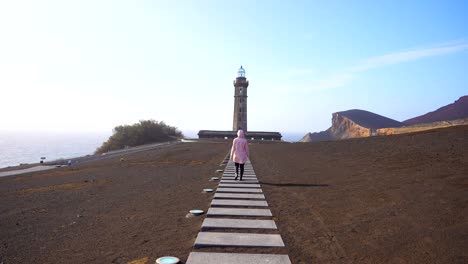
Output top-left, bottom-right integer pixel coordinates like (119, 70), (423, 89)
(197, 65), (282, 141)
(233, 66), (249, 131)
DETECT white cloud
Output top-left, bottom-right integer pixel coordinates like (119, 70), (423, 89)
(282, 40), (468, 91)
(349, 43), (468, 72)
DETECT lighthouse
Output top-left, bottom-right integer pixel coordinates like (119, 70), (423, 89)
(197, 66), (282, 141)
(233, 66), (249, 131)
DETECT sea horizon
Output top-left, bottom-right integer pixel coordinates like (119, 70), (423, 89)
(0, 130), (305, 168)
(0, 131), (110, 169)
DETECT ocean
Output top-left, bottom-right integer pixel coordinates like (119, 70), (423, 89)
(0, 132), (110, 169)
(0, 131), (305, 169)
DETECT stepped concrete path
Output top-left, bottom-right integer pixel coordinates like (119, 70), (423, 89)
(211, 199), (268, 207)
(194, 232), (285, 247)
(218, 183), (262, 188)
(223, 173), (256, 176)
(207, 208), (272, 217)
(220, 179), (259, 183)
(221, 177), (258, 180)
(216, 188), (263, 193)
(221, 177), (257, 180)
(223, 170), (255, 174)
(202, 218), (277, 230)
(214, 193), (265, 199)
(186, 160), (291, 264)
(222, 171), (254, 174)
(187, 252), (291, 264)
(224, 172), (255, 175)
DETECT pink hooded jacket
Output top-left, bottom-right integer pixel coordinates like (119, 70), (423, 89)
(230, 130), (250, 164)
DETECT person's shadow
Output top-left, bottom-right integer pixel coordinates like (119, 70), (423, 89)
(259, 182), (329, 187)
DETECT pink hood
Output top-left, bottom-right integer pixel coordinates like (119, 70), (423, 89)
(230, 130), (249, 164)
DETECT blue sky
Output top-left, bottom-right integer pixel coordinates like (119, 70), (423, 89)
(0, 0), (467, 137)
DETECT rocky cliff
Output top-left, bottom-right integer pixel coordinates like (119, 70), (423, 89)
(300, 110), (403, 142)
(404, 96), (468, 125)
(330, 110), (403, 139)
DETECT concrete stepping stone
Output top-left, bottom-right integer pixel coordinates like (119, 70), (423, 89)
(218, 183), (261, 188)
(224, 171), (255, 174)
(222, 174), (256, 176)
(224, 175), (256, 177)
(222, 175), (257, 179)
(221, 176), (257, 179)
(222, 178), (258, 182)
(220, 180), (259, 183)
(223, 173), (256, 176)
(211, 199), (268, 207)
(221, 176), (257, 181)
(194, 232), (285, 248)
(186, 252), (291, 264)
(222, 178), (257, 181)
(214, 193), (265, 199)
(216, 188), (262, 193)
(223, 172), (255, 174)
(220, 178), (258, 181)
(223, 176), (257, 179)
(207, 208), (272, 217)
(202, 218), (277, 230)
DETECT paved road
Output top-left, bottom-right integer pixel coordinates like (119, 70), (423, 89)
(0, 165), (57, 177)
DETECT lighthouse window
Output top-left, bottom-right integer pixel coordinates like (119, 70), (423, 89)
(240, 88), (243, 95)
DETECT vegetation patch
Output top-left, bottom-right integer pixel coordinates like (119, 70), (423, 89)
(96, 120), (183, 154)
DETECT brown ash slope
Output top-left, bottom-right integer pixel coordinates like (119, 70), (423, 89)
(253, 125), (468, 264)
(404, 95), (468, 125)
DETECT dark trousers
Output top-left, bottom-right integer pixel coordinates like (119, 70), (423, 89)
(235, 162), (244, 180)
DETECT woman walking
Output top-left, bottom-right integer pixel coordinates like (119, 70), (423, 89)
(230, 130), (250, 181)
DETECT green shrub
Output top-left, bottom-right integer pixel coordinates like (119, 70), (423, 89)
(95, 120), (183, 154)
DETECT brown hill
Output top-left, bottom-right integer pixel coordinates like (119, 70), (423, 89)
(300, 110), (403, 142)
(404, 95), (468, 125)
(300, 130), (331, 142)
(337, 109), (404, 129)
